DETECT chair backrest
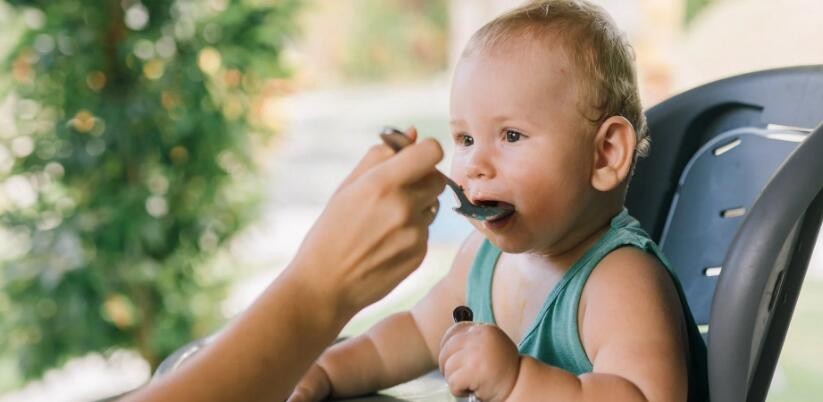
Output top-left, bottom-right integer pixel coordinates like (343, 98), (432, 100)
(625, 66), (823, 402)
(657, 127), (803, 333)
(710, 123), (823, 402)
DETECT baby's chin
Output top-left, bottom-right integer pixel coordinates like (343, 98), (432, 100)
(469, 220), (531, 253)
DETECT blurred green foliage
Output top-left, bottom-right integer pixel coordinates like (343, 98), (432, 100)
(341, 0), (448, 81)
(0, 0), (300, 383)
(685, 0), (713, 25)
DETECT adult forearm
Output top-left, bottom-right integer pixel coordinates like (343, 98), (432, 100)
(504, 357), (650, 402)
(124, 266), (352, 402)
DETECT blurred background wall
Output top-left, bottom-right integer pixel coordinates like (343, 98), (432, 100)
(0, 0), (821, 401)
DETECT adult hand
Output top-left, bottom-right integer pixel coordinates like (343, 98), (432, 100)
(122, 129), (446, 402)
(290, 127), (446, 316)
(439, 323), (521, 402)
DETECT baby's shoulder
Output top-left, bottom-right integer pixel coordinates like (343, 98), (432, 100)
(575, 247), (692, 400)
(450, 230), (486, 277)
(579, 246), (686, 352)
(585, 246), (675, 301)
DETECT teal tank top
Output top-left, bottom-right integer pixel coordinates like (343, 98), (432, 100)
(466, 208), (708, 402)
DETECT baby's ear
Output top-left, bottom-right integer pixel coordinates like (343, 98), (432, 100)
(590, 116), (636, 192)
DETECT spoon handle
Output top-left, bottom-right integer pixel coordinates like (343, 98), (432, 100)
(452, 306), (481, 402)
(379, 127), (413, 151)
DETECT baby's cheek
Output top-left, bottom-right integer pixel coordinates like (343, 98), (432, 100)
(519, 189), (567, 225)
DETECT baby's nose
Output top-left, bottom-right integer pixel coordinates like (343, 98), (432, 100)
(464, 147), (496, 180)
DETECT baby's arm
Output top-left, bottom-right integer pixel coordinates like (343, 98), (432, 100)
(507, 247), (689, 402)
(290, 231), (484, 400)
(440, 246), (690, 402)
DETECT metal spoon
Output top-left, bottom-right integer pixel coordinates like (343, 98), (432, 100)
(379, 127), (515, 221)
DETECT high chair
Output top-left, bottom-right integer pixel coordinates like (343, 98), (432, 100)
(153, 66), (823, 402)
(627, 65), (823, 402)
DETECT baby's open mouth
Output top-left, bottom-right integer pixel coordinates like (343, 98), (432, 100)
(473, 199), (516, 222)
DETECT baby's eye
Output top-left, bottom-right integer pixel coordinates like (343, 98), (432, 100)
(455, 134), (474, 147)
(505, 129), (522, 143)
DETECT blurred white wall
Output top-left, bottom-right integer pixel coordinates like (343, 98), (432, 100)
(675, 0), (823, 92)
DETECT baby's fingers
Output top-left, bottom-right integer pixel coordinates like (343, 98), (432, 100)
(287, 386), (320, 402)
(286, 364), (330, 402)
(438, 322), (473, 373)
(440, 322), (473, 351)
(443, 364), (476, 398)
(285, 389), (307, 402)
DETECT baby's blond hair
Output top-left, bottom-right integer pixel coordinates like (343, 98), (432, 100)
(464, 0), (650, 157)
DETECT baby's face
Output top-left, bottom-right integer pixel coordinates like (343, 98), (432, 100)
(449, 41), (597, 254)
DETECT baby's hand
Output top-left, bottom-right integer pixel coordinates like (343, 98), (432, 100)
(438, 323), (520, 402)
(287, 363), (331, 402)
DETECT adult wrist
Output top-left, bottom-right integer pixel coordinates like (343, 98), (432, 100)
(281, 258), (359, 325)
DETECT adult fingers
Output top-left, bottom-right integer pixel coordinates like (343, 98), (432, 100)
(420, 198), (440, 226)
(378, 225), (430, 279)
(372, 138), (444, 187)
(329, 126), (422, 194)
(405, 126), (418, 142)
(335, 142), (397, 193)
(408, 171), (447, 207)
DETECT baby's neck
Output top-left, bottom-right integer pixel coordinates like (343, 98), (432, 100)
(527, 204), (622, 269)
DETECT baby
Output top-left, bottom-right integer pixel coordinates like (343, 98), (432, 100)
(289, 1), (707, 401)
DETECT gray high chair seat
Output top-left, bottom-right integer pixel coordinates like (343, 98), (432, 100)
(153, 66), (823, 402)
(627, 65), (823, 402)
